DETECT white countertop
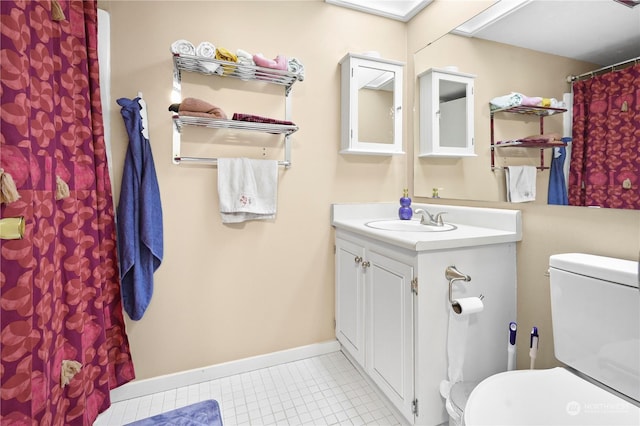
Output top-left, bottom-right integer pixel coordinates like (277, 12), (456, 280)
(331, 202), (522, 252)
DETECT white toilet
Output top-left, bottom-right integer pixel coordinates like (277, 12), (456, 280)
(459, 253), (640, 425)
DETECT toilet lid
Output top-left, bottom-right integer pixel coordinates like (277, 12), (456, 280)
(464, 367), (640, 426)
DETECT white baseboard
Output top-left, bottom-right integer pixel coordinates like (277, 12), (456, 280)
(110, 340), (341, 402)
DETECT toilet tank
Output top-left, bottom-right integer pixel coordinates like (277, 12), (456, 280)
(549, 253), (639, 402)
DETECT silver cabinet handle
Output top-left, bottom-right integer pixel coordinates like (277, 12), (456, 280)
(354, 256), (362, 264)
(361, 261), (370, 269)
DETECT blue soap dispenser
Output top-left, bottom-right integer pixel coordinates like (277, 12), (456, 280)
(399, 188), (413, 220)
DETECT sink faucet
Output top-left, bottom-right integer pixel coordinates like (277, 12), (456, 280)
(414, 208), (447, 226)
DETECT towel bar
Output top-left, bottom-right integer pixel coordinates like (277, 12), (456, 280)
(174, 156), (291, 168)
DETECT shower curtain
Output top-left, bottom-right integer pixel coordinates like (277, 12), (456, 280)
(1, 1), (135, 425)
(568, 63), (640, 209)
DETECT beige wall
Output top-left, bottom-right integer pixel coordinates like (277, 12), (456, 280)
(406, 0), (494, 185)
(102, 0), (639, 381)
(102, 0), (407, 380)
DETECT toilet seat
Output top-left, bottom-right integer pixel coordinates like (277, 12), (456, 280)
(464, 367), (640, 426)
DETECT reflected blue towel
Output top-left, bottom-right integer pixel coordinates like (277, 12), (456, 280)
(117, 97), (163, 320)
(548, 146), (568, 205)
(125, 400), (222, 426)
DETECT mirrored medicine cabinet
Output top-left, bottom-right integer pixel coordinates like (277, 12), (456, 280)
(419, 68), (475, 157)
(339, 53), (404, 155)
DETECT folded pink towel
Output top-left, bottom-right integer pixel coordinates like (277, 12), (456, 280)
(171, 97), (227, 119)
(180, 111), (227, 119)
(521, 95), (543, 107)
(252, 53), (288, 70)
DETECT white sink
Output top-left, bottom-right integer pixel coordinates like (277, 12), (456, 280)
(365, 219), (457, 232)
(332, 203), (522, 251)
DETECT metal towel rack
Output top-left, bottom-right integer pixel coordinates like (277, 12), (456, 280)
(171, 53), (300, 168)
(171, 115), (297, 168)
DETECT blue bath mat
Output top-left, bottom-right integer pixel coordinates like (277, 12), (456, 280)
(125, 399), (222, 426)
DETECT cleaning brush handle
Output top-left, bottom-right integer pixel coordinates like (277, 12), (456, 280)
(529, 326), (539, 369)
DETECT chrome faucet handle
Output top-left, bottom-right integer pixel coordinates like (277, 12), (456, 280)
(414, 208), (447, 226)
(414, 208), (433, 225)
(433, 212), (447, 226)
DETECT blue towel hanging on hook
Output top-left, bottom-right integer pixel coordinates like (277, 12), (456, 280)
(116, 96), (163, 320)
(548, 143), (569, 205)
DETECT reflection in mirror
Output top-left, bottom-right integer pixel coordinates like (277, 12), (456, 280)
(358, 67), (394, 144)
(413, 35), (587, 203)
(439, 80), (467, 149)
(412, 2), (640, 210)
(419, 68), (475, 157)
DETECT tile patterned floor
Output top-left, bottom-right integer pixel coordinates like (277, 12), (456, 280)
(94, 351), (406, 425)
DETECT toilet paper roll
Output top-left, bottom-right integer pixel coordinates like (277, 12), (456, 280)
(443, 297), (484, 420)
(452, 297), (484, 316)
(446, 308), (469, 385)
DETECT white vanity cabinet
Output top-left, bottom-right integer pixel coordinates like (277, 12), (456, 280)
(332, 203), (522, 425)
(335, 231), (416, 423)
(419, 68), (476, 157)
(339, 53), (404, 155)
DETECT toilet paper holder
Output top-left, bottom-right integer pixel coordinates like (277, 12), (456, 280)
(445, 265), (485, 309)
(446, 265), (471, 304)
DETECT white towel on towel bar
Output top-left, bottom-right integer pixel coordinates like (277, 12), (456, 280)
(505, 165), (536, 203)
(217, 158), (278, 223)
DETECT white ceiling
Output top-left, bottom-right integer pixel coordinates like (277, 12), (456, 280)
(327, 0), (640, 67)
(325, 0), (433, 22)
(458, 0), (640, 66)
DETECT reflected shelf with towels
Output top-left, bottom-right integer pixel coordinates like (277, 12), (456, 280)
(490, 104), (567, 171)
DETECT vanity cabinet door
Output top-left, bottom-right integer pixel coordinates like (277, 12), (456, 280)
(335, 237), (366, 366)
(366, 249), (415, 423)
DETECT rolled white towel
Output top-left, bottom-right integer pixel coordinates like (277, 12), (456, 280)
(196, 42), (219, 73)
(288, 57), (305, 81)
(171, 39), (195, 55)
(236, 49), (256, 81)
(196, 41), (216, 58)
(236, 49), (254, 64)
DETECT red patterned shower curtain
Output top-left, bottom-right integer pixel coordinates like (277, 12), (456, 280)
(568, 63), (640, 209)
(1, 1), (135, 424)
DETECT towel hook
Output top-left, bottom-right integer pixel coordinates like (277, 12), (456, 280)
(446, 265), (471, 304)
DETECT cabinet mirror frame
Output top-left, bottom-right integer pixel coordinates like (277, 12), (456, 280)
(340, 53), (405, 156)
(418, 68), (476, 158)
